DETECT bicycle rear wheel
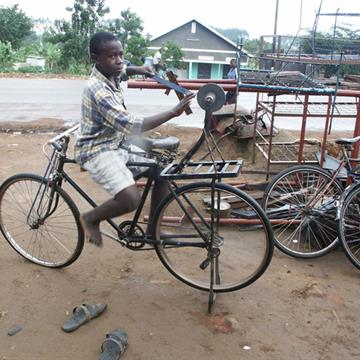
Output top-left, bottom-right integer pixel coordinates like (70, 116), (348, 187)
(262, 165), (343, 258)
(153, 182), (274, 293)
(0, 173), (84, 268)
(338, 183), (360, 270)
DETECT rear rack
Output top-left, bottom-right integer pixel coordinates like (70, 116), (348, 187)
(160, 160), (243, 180)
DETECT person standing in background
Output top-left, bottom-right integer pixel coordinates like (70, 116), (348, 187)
(225, 58), (238, 104)
(152, 47), (165, 74)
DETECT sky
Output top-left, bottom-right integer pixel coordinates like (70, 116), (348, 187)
(1, 0), (359, 39)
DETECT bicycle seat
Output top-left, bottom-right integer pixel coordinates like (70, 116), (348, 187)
(335, 136), (360, 145)
(126, 136), (180, 152)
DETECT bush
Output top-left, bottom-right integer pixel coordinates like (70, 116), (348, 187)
(0, 66), (12, 72)
(67, 62), (90, 75)
(17, 65), (44, 73)
(0, 41), (15, 68)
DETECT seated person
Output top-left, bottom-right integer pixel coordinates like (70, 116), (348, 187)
(74, 32), (194, 247)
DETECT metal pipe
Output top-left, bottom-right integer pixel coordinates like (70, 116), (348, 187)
(252, 92), (260, 164)
(266, 96), (277, 180)
(352, 99), (360, 159)
(143, 215), (301, 225)
(320, 96), (332, 166)
(298, 94), (309, 163)
(128, 79), (360, 97)
(128, 80), (237, 91)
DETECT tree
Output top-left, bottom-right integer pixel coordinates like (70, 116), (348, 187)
(244, 38), (262, 54)
(0, 5), (33, 49)
(125, 36), (150, 65)
(106, 9), (143, 46)
(38, 43), (62, 71)
(214, 27), (249, 44)
(67, 0), (109, 36)
(46, 0), (109, 70)
(104, 8), (150, 65)
(162, 41), (184, 69)
(0, 41), (15, 69)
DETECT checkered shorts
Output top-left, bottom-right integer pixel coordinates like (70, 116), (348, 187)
(83, 146), (155, 196)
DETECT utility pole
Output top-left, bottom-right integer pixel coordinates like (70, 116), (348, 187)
(272, 0), (280, 69)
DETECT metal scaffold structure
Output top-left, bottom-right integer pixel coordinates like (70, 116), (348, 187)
(246, 0), (360, 175)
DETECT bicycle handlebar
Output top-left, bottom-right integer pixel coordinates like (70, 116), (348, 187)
(47, 124), (80, 146)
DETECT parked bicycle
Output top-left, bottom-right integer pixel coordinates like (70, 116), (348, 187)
(0, 83), (274, 311)
(337, 142), (360, 270)
(262, 135), (360, 269)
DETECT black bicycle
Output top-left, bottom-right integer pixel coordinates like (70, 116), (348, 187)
(262, 135), (360, 264)
(0, 84), (274, 310)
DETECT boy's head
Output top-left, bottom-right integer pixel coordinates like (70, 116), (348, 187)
(89, 32), (124, 78)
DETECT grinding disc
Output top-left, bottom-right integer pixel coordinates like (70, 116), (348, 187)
(197, 83), (225, 112)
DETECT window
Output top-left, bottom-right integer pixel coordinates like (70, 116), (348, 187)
(222, 64), (230, 79)
(191, 22), (196, 34)
(198, 63), (211, 79)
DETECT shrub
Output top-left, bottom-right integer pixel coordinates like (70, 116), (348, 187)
(17, 65), (44, 73)
(67, 62), (90, 75)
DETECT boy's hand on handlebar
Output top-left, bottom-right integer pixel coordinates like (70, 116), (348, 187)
(142, 66), (154, 77)
(127, 65), (154, 78)
(173, 92), (195, 116)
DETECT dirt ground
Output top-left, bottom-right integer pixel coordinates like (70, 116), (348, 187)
(0, 121), (359, 360)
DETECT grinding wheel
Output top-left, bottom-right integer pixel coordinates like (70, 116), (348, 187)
(197, 83), (226, 112)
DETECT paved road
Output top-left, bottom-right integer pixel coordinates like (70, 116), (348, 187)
(0, 78), (355, 131)
(0, 78), (207, 127)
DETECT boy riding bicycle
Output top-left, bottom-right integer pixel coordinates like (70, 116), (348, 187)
(74, 32), (194, 247)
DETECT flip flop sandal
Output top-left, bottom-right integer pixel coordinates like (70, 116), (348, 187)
(61, 303), (107, 333)
(99, 328), (128, 360)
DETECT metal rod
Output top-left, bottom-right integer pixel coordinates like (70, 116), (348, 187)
(297, 94), (309, 163)
(266, 96), (277, 180)
(252, 92), (260, 164)
(152, 216), (300, 225)
(320, 96), (332, 167)
(351, 99), (360, 159)
(128, 79), (360, 97)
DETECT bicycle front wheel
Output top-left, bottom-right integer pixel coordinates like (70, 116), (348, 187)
(153, 182), (274, 293)
(262, 165), (343, 258)
(338, 183), (360, 270)
(0, 174), (84, 268)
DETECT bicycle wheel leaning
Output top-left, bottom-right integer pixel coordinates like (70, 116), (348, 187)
(262, 165), (343, 258)
(153, 182), (274, 293)
(0, 173), (84, 268)
(337, 183), (360, 270)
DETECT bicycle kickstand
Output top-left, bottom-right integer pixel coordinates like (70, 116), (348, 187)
(207, 248), (220, 314)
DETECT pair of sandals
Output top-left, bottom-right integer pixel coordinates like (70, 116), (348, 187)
(62, 303), (128, 360)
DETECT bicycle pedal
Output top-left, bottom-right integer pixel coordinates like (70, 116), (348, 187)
(200, 258), (210, 270)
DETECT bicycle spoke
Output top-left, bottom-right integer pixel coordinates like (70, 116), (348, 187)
(263, 166), (342, 258)
(0, 175), (84, 267)
(154, 182), (273, 292)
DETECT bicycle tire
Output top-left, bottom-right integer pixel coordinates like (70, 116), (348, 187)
(153, 182), (274, 293)
(262, 165), (343, 258)
(337, 183), (360, 270)
(0, 173), (84, 268)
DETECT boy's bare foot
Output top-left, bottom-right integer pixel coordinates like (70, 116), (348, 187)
(80, 214), (103, 247)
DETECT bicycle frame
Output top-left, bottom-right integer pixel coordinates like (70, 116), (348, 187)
(37, 136), (215, 250)
(36, 92), (243, 253)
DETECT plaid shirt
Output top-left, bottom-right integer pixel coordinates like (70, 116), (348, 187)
(74, 66), (143, 165)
